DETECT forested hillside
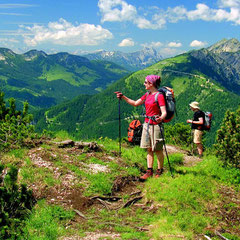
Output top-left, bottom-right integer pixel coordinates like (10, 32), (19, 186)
(35, 52), (240, 146)
(0, 48), (129, 110)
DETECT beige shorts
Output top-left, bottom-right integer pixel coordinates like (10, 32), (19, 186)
(193, 129), (203, 144)
(140, 123), (163, 151)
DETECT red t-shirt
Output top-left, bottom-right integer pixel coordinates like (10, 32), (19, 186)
(141, 92), (166, 125)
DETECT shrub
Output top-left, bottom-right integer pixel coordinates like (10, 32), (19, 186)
(0, 164), (35, 239)
(164, 123), (192, 147)
(214, 108), (240, 169)
(0, 90), (34, 150)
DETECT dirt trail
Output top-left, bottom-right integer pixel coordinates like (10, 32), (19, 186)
(166, 144), (202, 167)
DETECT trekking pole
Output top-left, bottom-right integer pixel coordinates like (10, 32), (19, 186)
(118, 98), (121, 156)
(159, 124), (173, 178)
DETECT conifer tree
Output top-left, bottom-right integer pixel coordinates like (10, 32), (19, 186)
(215, 107), (240, 169)
(0, 90), (34, 150)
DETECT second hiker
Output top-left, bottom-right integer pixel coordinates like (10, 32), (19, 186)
(114, 75), (167, 180)
(187, 101), (205, 157)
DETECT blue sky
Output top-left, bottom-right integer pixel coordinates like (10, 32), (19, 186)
(0, 0), (240, 57)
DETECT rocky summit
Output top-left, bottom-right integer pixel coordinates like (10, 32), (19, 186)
(84, 47), (163, 71)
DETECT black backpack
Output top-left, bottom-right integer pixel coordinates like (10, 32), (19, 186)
(153, 86), (176, 123)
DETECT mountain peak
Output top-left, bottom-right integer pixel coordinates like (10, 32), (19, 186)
(208, 38), (240, 53)
(0, 48), (16, 56)
(83, 47), (162, 71)
(23, 50), (47, 60)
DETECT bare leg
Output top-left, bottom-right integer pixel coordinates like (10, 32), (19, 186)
(147, 148), (154, 168)
(196, 143), (203, 156)
(155, 150), (164, 169)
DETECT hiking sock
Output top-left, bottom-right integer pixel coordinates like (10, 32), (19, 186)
(147, 168), (153, 172)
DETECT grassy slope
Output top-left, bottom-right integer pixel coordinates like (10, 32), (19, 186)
(0, 52), (129, 110)
(2, 136), (240, 240)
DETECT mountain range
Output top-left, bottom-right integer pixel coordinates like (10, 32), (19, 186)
(35, 39), (240, 146)
(83, 47), (163, 71)
(0, 49), (129, 110)
(189, 38), (240, 93)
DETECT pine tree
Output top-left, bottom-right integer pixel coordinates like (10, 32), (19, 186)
(0, 90), (34, 150)
(215, 107), (240, 169)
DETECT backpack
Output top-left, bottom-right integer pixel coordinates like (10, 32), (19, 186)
(202, 111), (212, 131)
(127, 120), (142, 145)
(154, 86), (176, 123)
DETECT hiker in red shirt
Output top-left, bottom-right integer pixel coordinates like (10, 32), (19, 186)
(115, 75), (167, 180)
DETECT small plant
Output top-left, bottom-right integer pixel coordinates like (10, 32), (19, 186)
(0, 164), (35, 239)
(165, 123), (192, 147)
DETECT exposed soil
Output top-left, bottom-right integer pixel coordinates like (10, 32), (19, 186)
(25, 142), (240, 240)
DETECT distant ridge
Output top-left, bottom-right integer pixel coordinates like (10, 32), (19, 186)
(0, 48), (129, 110)
(83, 47), (163, 71)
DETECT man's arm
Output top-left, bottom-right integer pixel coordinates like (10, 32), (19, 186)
(187, 117), (204, 125)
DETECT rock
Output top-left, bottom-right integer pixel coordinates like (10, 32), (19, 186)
(75, 141), (101, 151)
(57, 140), (75, 148)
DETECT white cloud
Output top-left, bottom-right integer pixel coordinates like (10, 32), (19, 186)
(98, 0), (240, 29)
(98, 0), (166, 29)
(0, 4), (35, 8)
(218, 0), (240, 8)
(98, 0), (137, 22)
(166, 6), (187, 23)
(190, 40), (207, 47)
(20, 18), (113, 46)
(141, 41), (163, 48)
(168, 42), (182, 48)
(0, 12), (29, 16)
(0, 37), (19, 43)
(159, 47), (185, 58)
(118, 38), (134, 47)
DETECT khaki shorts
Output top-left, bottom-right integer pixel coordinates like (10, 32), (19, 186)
(140, 123), (163, 151)
(193, 129), (203, 144)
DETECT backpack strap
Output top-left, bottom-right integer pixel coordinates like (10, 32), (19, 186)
(154, 92), (160, 106)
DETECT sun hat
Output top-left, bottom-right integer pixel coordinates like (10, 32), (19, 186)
(189, 101), (200, 110)
(146, 75), (161, 88)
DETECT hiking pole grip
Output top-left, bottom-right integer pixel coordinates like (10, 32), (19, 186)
(118, 98), (121, 156)
(159, 124), (173, 178)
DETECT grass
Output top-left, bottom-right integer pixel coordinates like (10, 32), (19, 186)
(143, 154), (240, 239)
(1, 138), (240, 240)
(22, 200), (75, 240)
(40, 65), (87, 86)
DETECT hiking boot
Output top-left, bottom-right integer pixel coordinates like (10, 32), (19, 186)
(155, 169), (164, 178)
(140, 170), (153, 181)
